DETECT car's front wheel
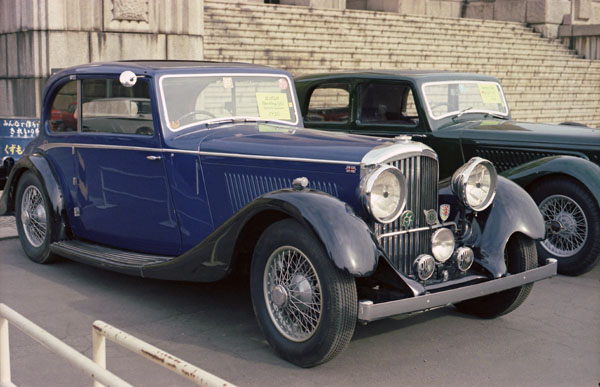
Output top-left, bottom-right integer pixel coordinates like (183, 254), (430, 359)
(454, 233), (536, 318)
(250, 219), (357, 367)
(530, 178), (600, 276)
(15, 171), (57, 263)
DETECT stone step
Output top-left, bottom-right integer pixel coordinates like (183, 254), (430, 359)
(205, 14), (541, 40)
(204, 46), (587, 67)
(206, 54), (600, 78)
(203, 39), (575, 58)
(205, 22), (553, 46)
(205, 27), (572, 53)
(205, 1), (534, 31)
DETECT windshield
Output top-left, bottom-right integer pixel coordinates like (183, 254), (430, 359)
(160, 74), (299, 131)
(422, 81), (508, 120)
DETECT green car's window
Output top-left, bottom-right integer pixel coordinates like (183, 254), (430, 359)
(422, 81), (508, 120)
(306, 83), (350, 123)
(48, 80), (78, 133)
(358, 83), (418, 127)
(81, 79), (154, 136)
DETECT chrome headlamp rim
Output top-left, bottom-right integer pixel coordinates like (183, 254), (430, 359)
(451, 157), (498, 212)
(361, 165), (407, 224)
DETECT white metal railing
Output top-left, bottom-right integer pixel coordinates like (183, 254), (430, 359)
(0, 303), (235, 387)
(0, 303), (131, 387)
(92, 320), (235, 387)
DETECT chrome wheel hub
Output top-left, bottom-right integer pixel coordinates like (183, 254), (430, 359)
(21, 185), (47, 248)
(264, 246), (322, 342)
(539, 194), (587, 257)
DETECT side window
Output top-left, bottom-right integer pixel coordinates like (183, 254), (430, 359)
(358, 83), (418, 127)
(49, 80), (78, 132)
(306, 83), (350, 123)
(81, 79), (154, 136)
(405, 89), (418, 118)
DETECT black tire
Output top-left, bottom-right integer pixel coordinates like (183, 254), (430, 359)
(454, 234), (537, 318)
(15, 171), (57, 263)
(529, 178), (600, 276)
(250, 219), (357, 367)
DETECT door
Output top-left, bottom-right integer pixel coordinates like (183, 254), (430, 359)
(71, 77), (181, 256)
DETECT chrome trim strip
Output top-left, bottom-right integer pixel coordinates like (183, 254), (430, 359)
(377, 222), (456, 241)
(357, 259), (557, 323)
(361, 142), (437, 168)
(38, 143), (361, 165)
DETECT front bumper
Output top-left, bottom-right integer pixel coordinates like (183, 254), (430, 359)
(358, 258), (557, 323)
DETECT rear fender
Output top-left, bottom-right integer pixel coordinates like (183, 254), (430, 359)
(501, 155), (600, 206)
(0, 154), (67, 238)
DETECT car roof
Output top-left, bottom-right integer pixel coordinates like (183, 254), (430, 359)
(50, 60), (289, 78)
(295, 70), (500, 84)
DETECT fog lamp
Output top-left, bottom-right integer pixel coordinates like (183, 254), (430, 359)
(455, 246), (474, 272)
(431, 228), (455, 262)
(414, 254), (435, 281)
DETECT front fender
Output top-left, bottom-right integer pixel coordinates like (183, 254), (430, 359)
(501, 155), (600, 206)
(263, 189), (381, 276)
(142, 189), (382, 282)
(475, 176), (545, 277)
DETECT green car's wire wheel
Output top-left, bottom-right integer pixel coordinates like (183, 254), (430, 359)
(539, 194), (588, 257)
(530, 177), (600, 276)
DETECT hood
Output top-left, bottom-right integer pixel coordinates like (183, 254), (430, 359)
(448, 119), (600, 148)
(193, 122), (390, 164)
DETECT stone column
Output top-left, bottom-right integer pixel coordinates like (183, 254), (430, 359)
(526, 0), (572, 37)
(0, 0), (204, 117)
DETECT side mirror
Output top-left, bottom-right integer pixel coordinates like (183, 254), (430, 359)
(119, 71), (137, 88)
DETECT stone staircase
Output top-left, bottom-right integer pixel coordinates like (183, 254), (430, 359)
(204, 0), (600, 128)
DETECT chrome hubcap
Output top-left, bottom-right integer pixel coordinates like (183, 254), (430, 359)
(263, 246), (322, 342)
(21, 185), (47, 248)
(539, 194), (587, 257)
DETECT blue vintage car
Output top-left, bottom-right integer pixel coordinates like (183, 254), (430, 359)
(0, 61), (556, 367)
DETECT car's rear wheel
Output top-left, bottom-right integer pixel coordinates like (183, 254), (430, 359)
(250, 219), (357, 367)
(454, 233), (536, 318)
(529, 178), (600, 276)
(15, 171), (57, 263)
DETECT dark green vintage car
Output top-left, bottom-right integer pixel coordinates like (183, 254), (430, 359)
(295, 71), (600, 276)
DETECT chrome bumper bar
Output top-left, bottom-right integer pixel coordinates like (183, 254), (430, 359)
(358, 258), (557, 323)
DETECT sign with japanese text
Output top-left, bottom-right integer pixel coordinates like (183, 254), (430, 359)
(0, 117), (40, 160)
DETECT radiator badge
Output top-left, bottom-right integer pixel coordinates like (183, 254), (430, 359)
(345, 165), (356, 173)
(440, 204), (450, 222)
(424, 209), (439, 226)
(400, 210), (414, 228)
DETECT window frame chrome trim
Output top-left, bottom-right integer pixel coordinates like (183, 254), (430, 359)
(421, 80), (509, 121)
(158, 72), (300, 132)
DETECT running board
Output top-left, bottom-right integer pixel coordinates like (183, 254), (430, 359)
(50, 240), (175, 268)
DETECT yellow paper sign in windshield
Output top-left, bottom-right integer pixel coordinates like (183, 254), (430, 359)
(256, 92), (291, 120)
(478, 83), (502, 105)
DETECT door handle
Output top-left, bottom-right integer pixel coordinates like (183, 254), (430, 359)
(146, 155), (162, 161)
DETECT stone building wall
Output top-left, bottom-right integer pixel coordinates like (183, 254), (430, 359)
(0, 0), (204, 117)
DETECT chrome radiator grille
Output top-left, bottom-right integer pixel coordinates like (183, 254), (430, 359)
(375, 155), (439, 276)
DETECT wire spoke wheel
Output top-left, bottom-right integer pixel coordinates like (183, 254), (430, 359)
(251, 219), (357, 367)
(264, 246), (322, 342)
(539, 194), (588, 257)
(20, 185), (47, 248)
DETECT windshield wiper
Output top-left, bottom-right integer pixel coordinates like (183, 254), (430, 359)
(451, 107), (473, 122)
(484, 112), (508, 120)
